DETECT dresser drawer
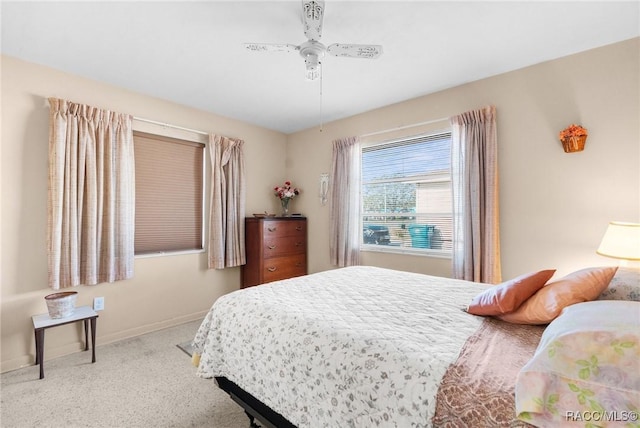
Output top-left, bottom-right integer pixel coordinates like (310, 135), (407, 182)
(263, 235), (306, 258)
(263, 254), (307, 283)
(262, 220), (306, 238)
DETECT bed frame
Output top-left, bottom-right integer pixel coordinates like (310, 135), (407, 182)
(215, 376), (297, 428)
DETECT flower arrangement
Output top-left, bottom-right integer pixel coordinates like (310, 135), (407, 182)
(274, 181), (300, 200)
(559, 124), (588, 153)
(559, 124), (588, 140)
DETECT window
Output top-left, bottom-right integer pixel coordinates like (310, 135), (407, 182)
(133, 131), (205, 255)
(361, 132), (452, 255)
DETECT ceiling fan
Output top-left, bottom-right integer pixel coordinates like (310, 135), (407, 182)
(245, 0), (383, 81)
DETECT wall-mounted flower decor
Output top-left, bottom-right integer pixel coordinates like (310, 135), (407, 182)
(559, 124), (588, 153)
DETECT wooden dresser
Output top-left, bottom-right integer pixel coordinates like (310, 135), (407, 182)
(241, 217), (307, 288)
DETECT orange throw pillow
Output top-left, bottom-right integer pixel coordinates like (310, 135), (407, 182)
(466, 269), (556, 316)
(499, 266), (618, 325)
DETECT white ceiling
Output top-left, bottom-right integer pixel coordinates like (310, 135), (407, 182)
(2, 1), (638, 134)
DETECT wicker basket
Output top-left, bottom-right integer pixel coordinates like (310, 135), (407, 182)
(561, 135), (587, 153)
(44, 291), (78, 319)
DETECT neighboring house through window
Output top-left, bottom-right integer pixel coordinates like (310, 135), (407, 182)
(133, 131), (205, 255)
(361, 132), (452, 255)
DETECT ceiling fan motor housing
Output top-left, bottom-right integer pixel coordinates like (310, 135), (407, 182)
(300, 40), (326, 72)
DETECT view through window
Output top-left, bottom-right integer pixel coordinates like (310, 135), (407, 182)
(361, 132), (452, 254)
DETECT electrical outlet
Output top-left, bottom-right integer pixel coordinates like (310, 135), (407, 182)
(93, 297), (105, 311)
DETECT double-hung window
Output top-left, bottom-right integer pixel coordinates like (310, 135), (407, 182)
(361, 132), (452, 255)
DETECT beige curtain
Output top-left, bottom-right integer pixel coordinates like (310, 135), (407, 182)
(450, 105), (501, 284)
(208, 134), (246, 269)
(329, 136), (361, 267)
(48, 98), (135, 289)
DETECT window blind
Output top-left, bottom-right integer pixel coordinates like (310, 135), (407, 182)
(361, 132), (452, 252)
(133, 131), (204, 254)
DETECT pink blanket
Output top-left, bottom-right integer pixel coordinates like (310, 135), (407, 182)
(432, 318), (544, 427)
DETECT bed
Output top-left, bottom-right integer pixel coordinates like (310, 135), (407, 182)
(192, 266), (639, 427)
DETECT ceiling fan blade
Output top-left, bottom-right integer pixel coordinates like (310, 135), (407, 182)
(327, 44), (383, 59)
(302, 0), (324, 41)
(245, 43), (300, 53)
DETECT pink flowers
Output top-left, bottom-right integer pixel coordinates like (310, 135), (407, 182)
(274, 181), (300, 200)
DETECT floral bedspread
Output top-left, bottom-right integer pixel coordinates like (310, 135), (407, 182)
(193, 266), (488, 427)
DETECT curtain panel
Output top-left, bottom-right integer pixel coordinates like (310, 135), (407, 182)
(329, 136), (361, 267)
(450, 105), (502, 284)
(208, 134), (246, 269)
(48, 98), (135, 289)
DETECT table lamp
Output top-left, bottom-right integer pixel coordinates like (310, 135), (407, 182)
(596, 221), (640, 268)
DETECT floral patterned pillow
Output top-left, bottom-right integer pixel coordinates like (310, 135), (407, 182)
(515, 300), (640, 426)
(597, 267), (640, 301)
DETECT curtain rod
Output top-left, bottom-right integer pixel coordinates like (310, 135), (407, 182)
(359, 116), (449, 138)
(45, 99), (210, 136)
(133, 116), (209, 136)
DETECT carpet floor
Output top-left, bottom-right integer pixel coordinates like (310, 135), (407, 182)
(0, 320), (251, 428)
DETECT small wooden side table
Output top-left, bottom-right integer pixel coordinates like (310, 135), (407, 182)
(32, 305), (98, 379)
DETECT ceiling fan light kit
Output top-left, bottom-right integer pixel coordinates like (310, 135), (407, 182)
(245, 0), (383, 81)
(301, 41), (324, 81)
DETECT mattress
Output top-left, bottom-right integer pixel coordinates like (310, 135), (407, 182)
(193, 266), (490, 427)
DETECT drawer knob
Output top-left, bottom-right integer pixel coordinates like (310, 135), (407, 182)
(268, 227), (277, 232)
(296, 262), (303, 267)
(268, 245), (276, 250)
(267, 267), (277, 272)
(295, 242), (303, 247)
(295, 226), (302, 231)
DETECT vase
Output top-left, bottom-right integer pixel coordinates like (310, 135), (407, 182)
(560, 135), (587, 153)
(281, 198), (291, 216)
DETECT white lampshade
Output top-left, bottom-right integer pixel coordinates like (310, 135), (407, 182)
(596, 221), (640, 260)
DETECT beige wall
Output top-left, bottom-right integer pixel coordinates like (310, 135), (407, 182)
(1, 55), (288, 372)
(287, 38), (639, 280)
